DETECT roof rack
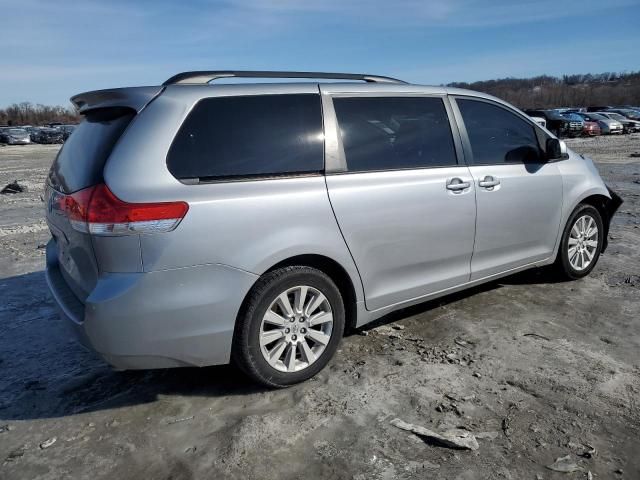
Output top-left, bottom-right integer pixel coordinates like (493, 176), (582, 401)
(162, 70), (407, 86)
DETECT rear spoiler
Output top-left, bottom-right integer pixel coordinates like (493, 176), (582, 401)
(71, 86), (164, 114)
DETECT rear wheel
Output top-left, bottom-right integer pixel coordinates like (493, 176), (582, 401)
(554, 204), (603, 280)
(232, 266), (345, 387)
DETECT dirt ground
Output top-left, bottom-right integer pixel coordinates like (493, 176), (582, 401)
(0, 136), (639, 480)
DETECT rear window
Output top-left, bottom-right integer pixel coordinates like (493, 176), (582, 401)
(167, 94), (323, 181)
(48, 107), (135, 193)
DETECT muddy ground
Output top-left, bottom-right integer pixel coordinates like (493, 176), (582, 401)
(0, 136), (639, 479)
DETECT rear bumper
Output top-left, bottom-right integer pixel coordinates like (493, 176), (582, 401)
(45, 240), (258, 369)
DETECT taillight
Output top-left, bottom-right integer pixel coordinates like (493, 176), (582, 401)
(59, 184), (188, 235)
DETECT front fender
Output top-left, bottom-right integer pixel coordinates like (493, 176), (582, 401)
(559, 185), (622, 254)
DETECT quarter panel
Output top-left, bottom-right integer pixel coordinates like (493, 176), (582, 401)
(138, 176), (365, 301)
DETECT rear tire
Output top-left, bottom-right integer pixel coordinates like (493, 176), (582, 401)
(232, 266), (345, 388)
(554, 204), (603, 280)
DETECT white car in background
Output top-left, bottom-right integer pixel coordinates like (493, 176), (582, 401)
(530, 116), (547, 128)
(595, 112), (640, 133)
(0, 128), (32, 145)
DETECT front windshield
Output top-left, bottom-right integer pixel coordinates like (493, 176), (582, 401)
(605, 113), (624, 120)
(587, 114), (605, 121)
(8, 129), (27, 134)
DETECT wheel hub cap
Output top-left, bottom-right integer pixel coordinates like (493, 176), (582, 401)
(568, 214), (598, 271)
(259, 285), (334, 373)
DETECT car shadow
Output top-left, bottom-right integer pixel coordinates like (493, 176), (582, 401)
(354, 266), (566, 333)
(0, 266), (563, 421)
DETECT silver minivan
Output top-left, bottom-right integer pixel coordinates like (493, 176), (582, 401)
(45, 71), (621, 387)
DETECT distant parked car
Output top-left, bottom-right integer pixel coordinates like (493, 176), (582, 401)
(581, 121), (601, 136)
(574, 113), (623, 135)
(529, 116), (546, 128)
(32, 127), (64, 144)
(596, 112), (640, 133)
(605, 108), (640, 121)
(23, 126), (39, 141)
(0, 127), (31, 145)
(56, 124), (77, 141)
(524, 110), (582, 137)
(560, 113), (585, 131)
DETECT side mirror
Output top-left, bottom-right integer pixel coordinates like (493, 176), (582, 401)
(546, 138), (568, 161)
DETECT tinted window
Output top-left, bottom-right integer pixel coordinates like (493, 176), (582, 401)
(167, 94), (323, 180)
(458, 99), (542, 164)
(333, 97), (457, 172)
(48, 107), (135, 194)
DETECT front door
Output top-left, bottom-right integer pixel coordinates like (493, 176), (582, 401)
(452, 97), (564, 280)
(323, 93), (477, 311)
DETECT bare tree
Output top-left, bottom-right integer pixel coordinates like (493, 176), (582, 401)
(448, 71), (640, 109)
(0, 102), (80, 126)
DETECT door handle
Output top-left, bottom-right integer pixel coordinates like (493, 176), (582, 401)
(478, 175), (500, 189)
(446, 177), (471, 192)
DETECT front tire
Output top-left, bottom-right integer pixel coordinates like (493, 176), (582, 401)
(554, 204), (603, 280)
(232, 266), (345, 387)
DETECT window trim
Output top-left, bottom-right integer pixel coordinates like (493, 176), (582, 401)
(166, 93), (325, 184)
(450, 96), (550, 166)
(323, 93), (466, 175)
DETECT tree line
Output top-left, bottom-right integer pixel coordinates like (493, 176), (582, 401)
(1, 71), (639, 126)
(448, 71), (640, 109)
(0, 102), (80, 126)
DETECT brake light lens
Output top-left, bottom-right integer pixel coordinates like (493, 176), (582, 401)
(56, 184), (188, 235)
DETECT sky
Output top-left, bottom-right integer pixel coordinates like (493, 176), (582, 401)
(1, 0), (639, 107)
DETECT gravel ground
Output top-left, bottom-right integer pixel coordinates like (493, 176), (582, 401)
(0, 136), (639, 479)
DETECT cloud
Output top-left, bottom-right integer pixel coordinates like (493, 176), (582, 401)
(1, 0), (639, 105)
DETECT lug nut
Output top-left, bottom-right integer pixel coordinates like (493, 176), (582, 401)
(300, 328), (306, 334)
(285, 328), (290, 334)
(292, 334), (297, 341)
(290, 317), (295, 322)
(299, 317), (305, 322)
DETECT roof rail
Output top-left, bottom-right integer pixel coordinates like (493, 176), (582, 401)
(162, 70), (407, 86)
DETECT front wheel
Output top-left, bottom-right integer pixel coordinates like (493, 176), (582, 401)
(554, 204), (603, 280)
(232, 266), (345, 387)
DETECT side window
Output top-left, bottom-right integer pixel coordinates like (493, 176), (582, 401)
(457, 99), (542, 164)
(332, 97), (458, 172)
(167, 94), (323, 180)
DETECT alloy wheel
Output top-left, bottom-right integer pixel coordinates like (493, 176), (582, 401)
(568, 214), (599, 271)
(259, 285), (334, 372)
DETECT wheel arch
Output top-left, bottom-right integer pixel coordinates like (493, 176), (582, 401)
(576, 192), (622, 252)
(236, 254), (361, 335)
(264, 254), (359, 333)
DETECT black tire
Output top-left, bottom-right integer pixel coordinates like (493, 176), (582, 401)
(554, 204), (604, 280)
(232, 266), (345, 388)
